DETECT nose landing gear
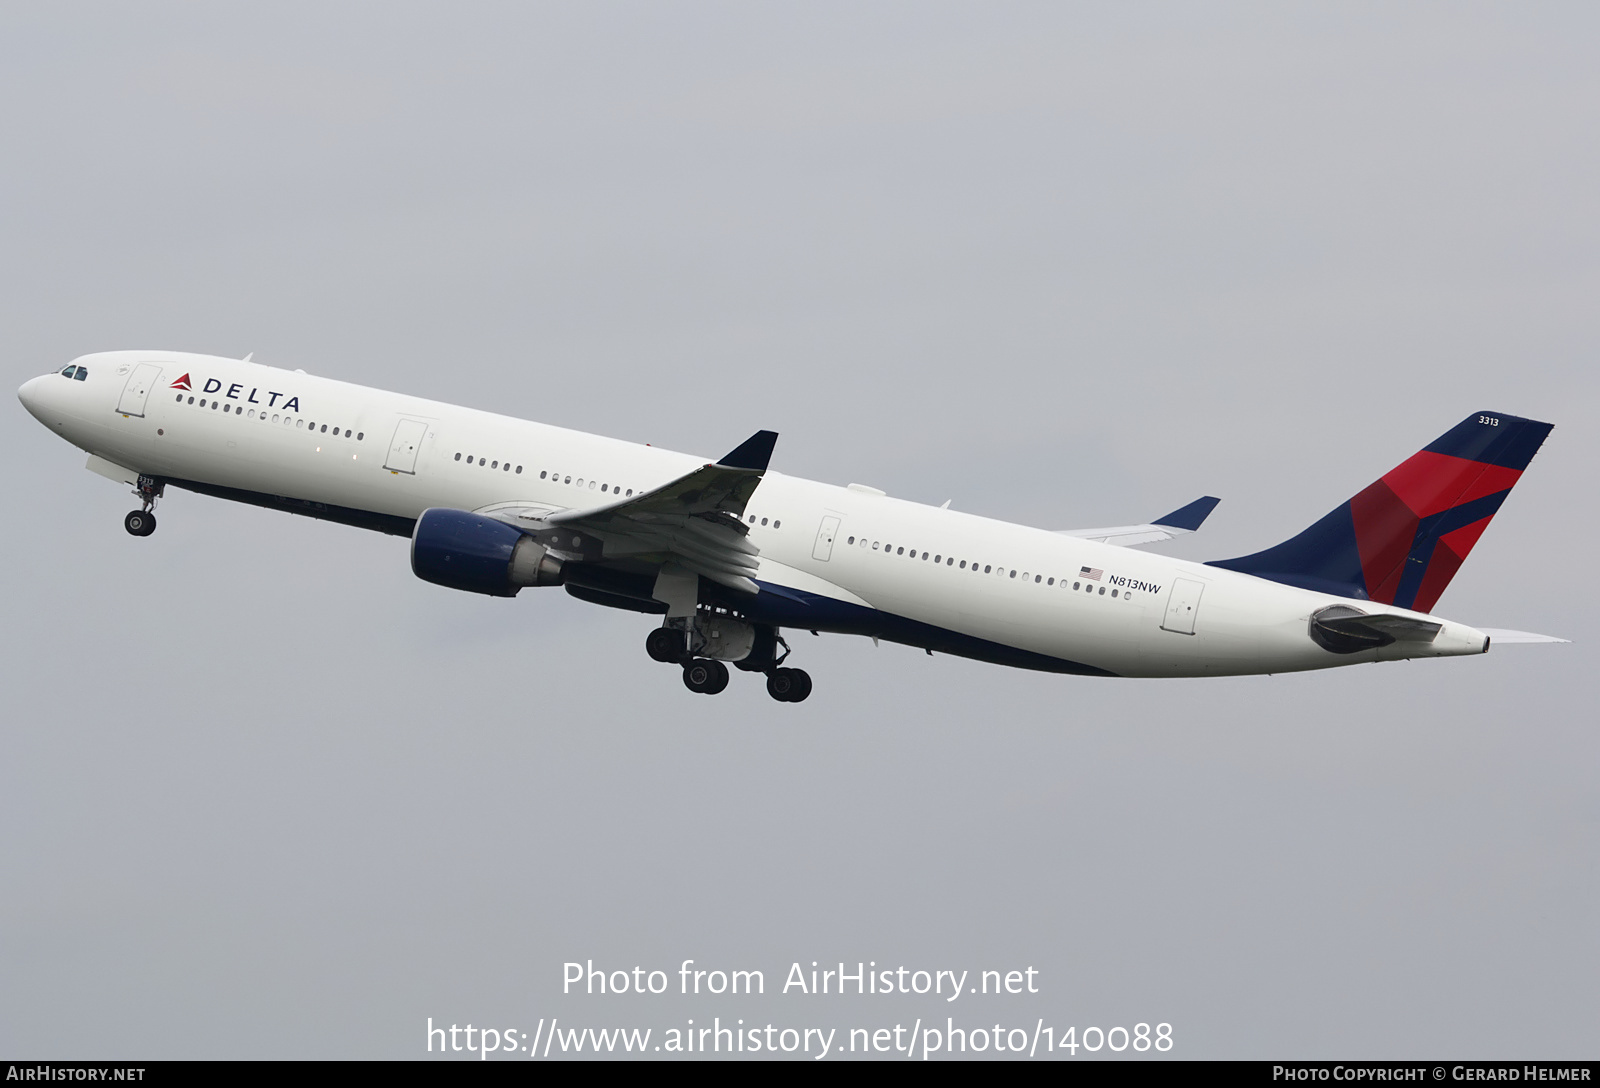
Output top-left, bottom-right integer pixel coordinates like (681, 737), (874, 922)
(124, 475), (163, 537)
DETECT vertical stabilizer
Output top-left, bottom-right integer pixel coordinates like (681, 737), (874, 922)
(1208, 413), (1552, 612)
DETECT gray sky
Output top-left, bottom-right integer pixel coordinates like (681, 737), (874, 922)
(2, 2), (1595, 1059)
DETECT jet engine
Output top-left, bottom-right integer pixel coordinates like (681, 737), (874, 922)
(411, 508), (564, 597)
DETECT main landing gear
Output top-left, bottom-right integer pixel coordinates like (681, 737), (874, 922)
(764, 667), (812, 703)
(682, 658), (730, 695)
(645, 623), (813, 702)
(124, 475), (163, 537)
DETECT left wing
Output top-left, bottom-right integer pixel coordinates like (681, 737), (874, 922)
(483, 430), (778, 594)
(1057, 495), (1221, 548)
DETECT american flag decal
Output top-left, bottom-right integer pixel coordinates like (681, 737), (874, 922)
(1080, 566), (1103, 581)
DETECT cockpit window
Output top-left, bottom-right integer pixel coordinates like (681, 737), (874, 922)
(59, 366), (75, 378)
(58, 365), (88, 380)
(73, 367), (87, 381)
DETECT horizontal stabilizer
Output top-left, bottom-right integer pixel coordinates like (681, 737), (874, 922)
(1309, 604), (1441, 654)
(1479, 628), (1570, 645)
(1057, 495), (1221, 548)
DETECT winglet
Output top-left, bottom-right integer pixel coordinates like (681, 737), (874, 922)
(1153, 496), (1221, 532)
(717, 430), (778, 471)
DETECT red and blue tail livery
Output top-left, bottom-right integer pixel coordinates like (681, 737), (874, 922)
(1209, 412), (1553, 613)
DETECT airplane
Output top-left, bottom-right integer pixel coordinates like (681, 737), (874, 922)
(17, 351), (1566, 702)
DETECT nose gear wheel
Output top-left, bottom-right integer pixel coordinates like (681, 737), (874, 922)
(125, 474), (164, 537)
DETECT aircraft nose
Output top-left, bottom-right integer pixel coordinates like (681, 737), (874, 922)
(18, 375), (48, 420)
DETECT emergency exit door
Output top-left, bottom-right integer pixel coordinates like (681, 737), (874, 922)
(384, 419), (429, 474)
(115, 363), (163, 417)
(812, 516), (841, 561)
(1160, 578), (1206, 635)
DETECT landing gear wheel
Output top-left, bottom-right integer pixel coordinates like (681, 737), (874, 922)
(682, 659), (729, 695)
(646, 627), (686, 663)
(124, 510), (156, 537)
(766, 667), (813, 702)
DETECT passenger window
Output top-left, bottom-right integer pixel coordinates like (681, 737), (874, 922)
(1111, 589), (1118, 597)
(1035, 575), (1041, 583)
(773, 520), (781, 528)
(176, 393), (183, 402)
(896, 547), (904, 555)
(626, 489), (633, 496)
(1073, 582), (1080, 590)
(601, 484), (608, 492)
(297, 419), (304, 428)
(320, 424), (328, 433)
(492, 461), (499, 469)
(455, 453), (461, 461)
(187, 397), (194, 404)
(1047, 577), (1054, 586)
(947, 558), (953, 566)
(959, 561), (966, 569)
(761, 517), (768, 526)
(504, 463), (510, 471)
(1009, 570), (1017, 579)
(576, 478), (584, 487)
(564, 476), (572, 484)
(357, 433), (363, 441)
(983, 565), (991, 573)
(847, 536), (855, 545)
(516, 466), (522, 474)
(540, 471), (547, 479)
(589, 480), (596, 489)
(248, 410), (255, 418)
(1098, 586), (1106, 595)
(872, 542), (880, 550)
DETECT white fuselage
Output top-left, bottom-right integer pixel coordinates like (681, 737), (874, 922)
(18, 351), (1490, 678)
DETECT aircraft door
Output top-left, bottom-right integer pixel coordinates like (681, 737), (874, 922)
(1160, 578), (1205, 635)
(115, 363), (164, 417)
(811, 516), (841, 561)
(384, 419), (429, 474)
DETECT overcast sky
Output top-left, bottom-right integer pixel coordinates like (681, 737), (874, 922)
(2, 2), (1595, 1060)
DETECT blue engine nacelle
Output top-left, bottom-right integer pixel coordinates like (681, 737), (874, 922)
(411, 508), (564, 597)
